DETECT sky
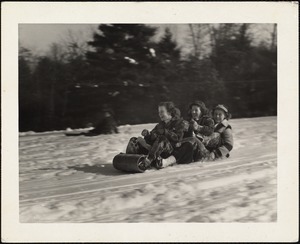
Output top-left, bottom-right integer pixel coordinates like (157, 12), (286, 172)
(19, 24), (191, 54)
(19, 24), (99, 55)
(19, 24), (274, 55)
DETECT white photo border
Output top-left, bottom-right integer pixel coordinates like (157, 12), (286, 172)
(1, 2), (299, 242)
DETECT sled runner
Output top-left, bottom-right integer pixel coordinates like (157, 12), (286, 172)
(65, 131), (86, 136)
(64, 131), (99, 136)
(113, 153), (163, 173)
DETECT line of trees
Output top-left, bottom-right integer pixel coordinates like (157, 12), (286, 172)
(19, 24), (277, 132)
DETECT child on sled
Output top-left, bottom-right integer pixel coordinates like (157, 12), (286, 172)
(125, 102), (185, 170)
(171, 100), (215, 164)
(205, 104), (234, 161)
(175, 104), (234, 162)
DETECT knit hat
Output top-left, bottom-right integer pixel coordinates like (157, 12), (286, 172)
(213, 104), (228, 114)
(212, 104), (231, 119)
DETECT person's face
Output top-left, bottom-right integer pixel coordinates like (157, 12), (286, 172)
(191, 105), (201, 120)
(158, 106), (172, 122)
(213, 109), (226, 123)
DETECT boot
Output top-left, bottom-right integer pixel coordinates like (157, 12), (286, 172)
(161, 155), (177, 168)
(152, 157), (163, 169)
(138, 157), (152, 171)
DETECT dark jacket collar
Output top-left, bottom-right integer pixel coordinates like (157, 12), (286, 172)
(215, 119), (230, 132)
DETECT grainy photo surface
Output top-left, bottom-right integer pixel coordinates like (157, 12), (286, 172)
(19, 23), (277, 223)
(2, 2), (298, 243)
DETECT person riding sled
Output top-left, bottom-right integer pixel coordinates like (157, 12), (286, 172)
(172, 100), (215, 164)
(125, 101), (185, 170)
(205, 104), (234, 161)
(88, 106), (119, 135)
(65, 105), (119, 136)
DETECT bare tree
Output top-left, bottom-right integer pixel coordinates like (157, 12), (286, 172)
(270, 24), (277, 50)
(60, 29), (93, 61)
(48, 42), (66, 62)
(187, 24), (212, 59)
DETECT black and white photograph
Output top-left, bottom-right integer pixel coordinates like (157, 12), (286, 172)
(18, 22), (278, 222)
(2, 2), (298, 242)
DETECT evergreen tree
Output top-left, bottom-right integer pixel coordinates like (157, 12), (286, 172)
(155, 28), (182, 84)
(209, 24), (277, 117)
(86, 24), (157, 85)
(210, 24), (253, 81)
(156, 28), (181, 61)
(32, 50), (69, 131)
(19, 49), (35, 131)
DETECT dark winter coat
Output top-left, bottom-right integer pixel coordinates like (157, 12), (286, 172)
(184, 115), (215, 138)
(91, 116), (118, 134)
(144, 118), (185, 147)
(206, 119), (233, 158)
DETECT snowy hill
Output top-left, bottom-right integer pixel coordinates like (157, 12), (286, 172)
(19, 116), (277, 222)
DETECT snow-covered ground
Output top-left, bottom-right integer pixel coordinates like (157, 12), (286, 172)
(19, 116), (277, 223)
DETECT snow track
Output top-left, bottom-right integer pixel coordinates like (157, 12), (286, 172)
(19, 117), (277, 222)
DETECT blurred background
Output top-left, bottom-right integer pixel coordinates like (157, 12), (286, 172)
(19, 24), (277, 132)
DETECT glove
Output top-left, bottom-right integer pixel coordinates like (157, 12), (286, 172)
(182, 120), (190, 132)
(175, 142), (182, 147)
(190, 120), (199, 131)
(208, 152), (216, 161)
(141, 129), (150, 137)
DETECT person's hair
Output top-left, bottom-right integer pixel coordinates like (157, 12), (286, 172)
(211, 104), (232, 120)
(187, 100), (209, 118)
(158, 101), (181, 119)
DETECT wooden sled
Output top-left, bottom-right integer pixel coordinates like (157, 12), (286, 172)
(113, 153), (149, 173)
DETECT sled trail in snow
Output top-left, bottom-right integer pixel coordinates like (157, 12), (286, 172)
(19, 117), (277, 222)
